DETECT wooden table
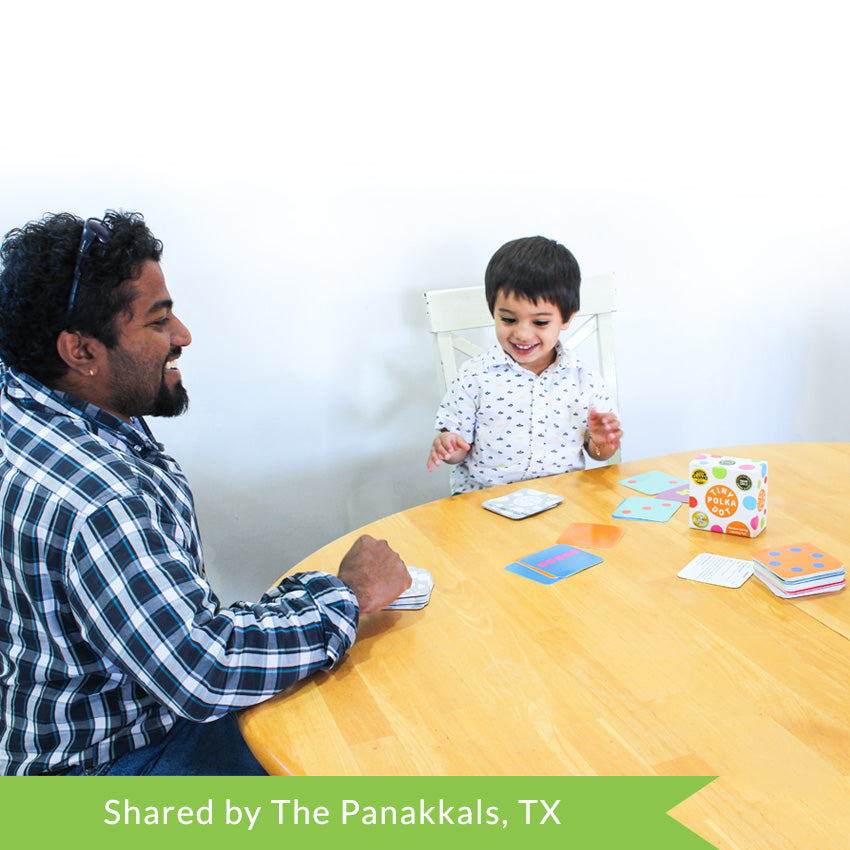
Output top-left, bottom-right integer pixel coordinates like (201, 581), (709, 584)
(239, 443), (850, 849)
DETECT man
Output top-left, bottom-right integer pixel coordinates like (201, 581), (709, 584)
(0, 211), (410, 775)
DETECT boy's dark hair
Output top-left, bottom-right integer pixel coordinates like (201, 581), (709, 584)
(484, 236), (581, 322)
(0, 210), (163, 383)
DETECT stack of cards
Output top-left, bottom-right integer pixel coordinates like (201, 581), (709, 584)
(751, 543), (845, 598)
(506, 544), (603, 585)
(384, 566), (435, 610)
(482, 488), (563, 520)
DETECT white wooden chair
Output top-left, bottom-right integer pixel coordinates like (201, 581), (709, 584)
(424, 273), (620, 464)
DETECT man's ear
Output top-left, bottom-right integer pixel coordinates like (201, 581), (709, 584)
(56, 330), (103, 378)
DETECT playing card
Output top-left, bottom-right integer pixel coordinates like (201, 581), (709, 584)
(678, 553), (753, 588)
(612, 497), (681, 522)
(752, 566), (845, 598)
(482, 488), (563, 520)
(654, 485), (691, 503)
(505, 562), (563, 584)
(751, 543), (844, 581)
(518, 544), (603, 577)
(384, 566), (435, 610)
(506, 544), (603, 584)
(558, 522), (625, 549)
(619, 471), (688, 496)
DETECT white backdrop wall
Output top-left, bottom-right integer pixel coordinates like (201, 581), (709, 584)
(2, 1), (848, 602)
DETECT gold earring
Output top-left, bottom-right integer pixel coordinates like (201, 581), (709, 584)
(89, 369), (94, 377)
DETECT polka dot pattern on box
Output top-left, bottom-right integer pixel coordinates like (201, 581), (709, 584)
(688, 454), (767, 538)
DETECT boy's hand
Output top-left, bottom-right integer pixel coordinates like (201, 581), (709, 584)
(427, 431), (471, 471)
(586, 407), (623, 460)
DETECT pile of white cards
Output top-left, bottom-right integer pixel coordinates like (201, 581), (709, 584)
(481, 488), (563, 520)
(384, 566), (435, 610)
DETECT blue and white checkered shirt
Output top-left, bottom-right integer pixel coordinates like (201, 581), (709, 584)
(0, 368), (359, 775)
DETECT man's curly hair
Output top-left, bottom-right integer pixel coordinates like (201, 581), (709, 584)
(0, 210), (163, 383)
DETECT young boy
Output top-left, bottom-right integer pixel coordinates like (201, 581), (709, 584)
(427, 236), (622, 494)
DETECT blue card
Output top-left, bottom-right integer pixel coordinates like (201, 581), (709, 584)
(613, 497), (681, 522)
(505, 562), (563, 584)
(518, 544), (603, 577)
(619, 471), (688, 496)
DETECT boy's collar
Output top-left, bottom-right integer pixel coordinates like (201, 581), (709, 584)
(486, 340), (568, 374)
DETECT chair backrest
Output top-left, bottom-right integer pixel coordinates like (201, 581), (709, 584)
(424, 273), (620, 463)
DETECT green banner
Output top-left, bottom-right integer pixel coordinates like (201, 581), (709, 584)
(1, 775), (716, 848)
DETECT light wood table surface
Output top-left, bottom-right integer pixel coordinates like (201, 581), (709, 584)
(239, 443), (850, 850)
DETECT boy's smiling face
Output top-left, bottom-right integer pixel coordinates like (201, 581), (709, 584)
(493, 290), (573, 375)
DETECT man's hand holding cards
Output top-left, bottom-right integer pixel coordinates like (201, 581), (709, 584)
(384, 566), (435, 610)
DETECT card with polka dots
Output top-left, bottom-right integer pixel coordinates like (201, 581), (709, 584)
(752, 543), (843, 581)
(753, 566), (844, 597)
(612, 496), (681, 523)
(754, 576), (845, 598)
(482, 488), (563, 520)
(619, 471), (688, 496)
(751, 543), (845, 598)
(384, 566), (435, 610)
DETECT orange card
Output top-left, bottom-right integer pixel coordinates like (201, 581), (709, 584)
(558, 522), (625, 550)
(752, 543), (844, 579)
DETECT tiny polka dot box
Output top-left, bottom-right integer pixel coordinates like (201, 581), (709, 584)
(688, 453), (768, 537)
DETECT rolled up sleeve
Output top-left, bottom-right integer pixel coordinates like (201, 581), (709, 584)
(66, 494), (359, 722)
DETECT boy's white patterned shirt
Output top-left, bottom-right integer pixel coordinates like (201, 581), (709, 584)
(435, 342), (615, 493)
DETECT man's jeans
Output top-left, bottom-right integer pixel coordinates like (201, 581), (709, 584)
(64, 713), (267, 776)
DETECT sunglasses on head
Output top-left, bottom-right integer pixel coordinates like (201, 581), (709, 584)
(66, 217), (111, 320)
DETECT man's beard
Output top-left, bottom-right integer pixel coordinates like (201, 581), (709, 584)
(152, 378), (189, 417)
(105, 347), (190, 420)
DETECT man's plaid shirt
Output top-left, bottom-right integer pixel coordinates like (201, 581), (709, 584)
(0, 368), (358, 774)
